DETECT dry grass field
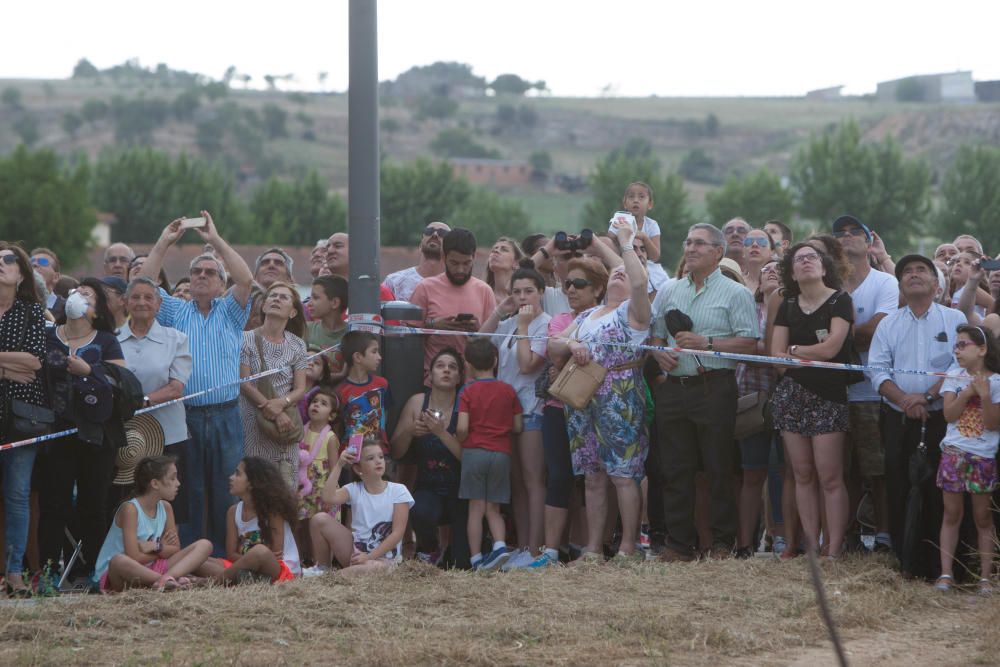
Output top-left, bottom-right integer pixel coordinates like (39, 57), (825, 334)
(2, 555), (997, 666)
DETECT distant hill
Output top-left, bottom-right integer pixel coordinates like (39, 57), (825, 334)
(2, 67), (1000, 230)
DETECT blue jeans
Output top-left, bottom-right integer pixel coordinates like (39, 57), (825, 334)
(1, 444), (37, 575)
(177, 401), (243, 557)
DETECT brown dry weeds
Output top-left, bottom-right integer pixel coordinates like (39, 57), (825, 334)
(1, 555), (997, 666)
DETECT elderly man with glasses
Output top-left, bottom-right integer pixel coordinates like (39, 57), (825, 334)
(102, 242), (135, 280)
(139, 211), (253, 556)
(383, 221), (451, 302)
(722, 217), (751, 271)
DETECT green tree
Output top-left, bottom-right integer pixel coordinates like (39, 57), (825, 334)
(451, 188), (531, 245)
(81, 98), (109, 125)
(110, 96), (170, 145)
(414, 94), (458, 120)
(678, 149), (717, 183)
(705, 168), (794, 228)
(490, 74), (533, 96)
(90, 148), (245, 244)
(529, 150), (553, 176)
(248, 171), (346, 245)
(936, 144), (1000, 251)
(62, 111), (83, 139)
(72, 58), (100, 79)
(789, 120), (930, 252)
(582, 138), (693, 268)
(380, 159), (471, 246)
(12, 115), (39, 146)
(261, 104), (288, 139)
(0, 147), (94, 268)
(172, 89), (201, 121)
(895, 77), (926, 102)
(2, 87), (22, 110)
(430, 128), (500, 159)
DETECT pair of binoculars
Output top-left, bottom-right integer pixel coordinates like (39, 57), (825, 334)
(553, 229), (594, 252)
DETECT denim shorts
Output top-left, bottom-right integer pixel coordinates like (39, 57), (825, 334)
(522, 413), (543, 432)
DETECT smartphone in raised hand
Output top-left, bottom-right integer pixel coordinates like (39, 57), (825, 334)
(179, 217), (206, 230)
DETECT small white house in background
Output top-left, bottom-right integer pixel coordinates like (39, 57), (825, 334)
(876, 71), (976, 103)
(91, 212), (115, 247)
(806, 85), (844, 101)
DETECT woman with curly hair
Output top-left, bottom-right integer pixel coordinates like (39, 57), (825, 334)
(770, 243), (855, 559)
(213, 457), (301, 583)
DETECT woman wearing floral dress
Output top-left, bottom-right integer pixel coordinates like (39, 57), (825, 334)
(550, 221), (651, 560)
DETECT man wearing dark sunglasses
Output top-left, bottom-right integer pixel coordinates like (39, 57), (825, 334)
(383, 221), (451, 302)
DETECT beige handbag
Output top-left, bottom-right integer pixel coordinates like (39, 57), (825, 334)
(547, 360), (609, 410)
(734, 391), (771, 441)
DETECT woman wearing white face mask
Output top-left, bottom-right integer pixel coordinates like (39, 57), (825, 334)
(38, 277), (126, 590)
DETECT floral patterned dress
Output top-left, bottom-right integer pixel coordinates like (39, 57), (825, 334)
(565, 301), (649, 481)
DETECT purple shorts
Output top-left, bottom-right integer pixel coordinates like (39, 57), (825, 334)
(936, 445), (998, 494)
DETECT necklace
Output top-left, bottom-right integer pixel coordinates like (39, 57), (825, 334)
(798, 291), (830, 315)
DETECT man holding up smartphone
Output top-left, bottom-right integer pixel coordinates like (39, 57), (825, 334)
(410, 228), (496, 384)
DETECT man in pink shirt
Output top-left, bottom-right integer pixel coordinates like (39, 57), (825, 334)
(410, 228), (496, 381)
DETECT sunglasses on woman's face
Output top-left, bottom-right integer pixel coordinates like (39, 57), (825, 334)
(954, 340), (980, 351)
(0, 254), (18, 265)
(563, 278), (592, 290)
(743, 237), (769, 248)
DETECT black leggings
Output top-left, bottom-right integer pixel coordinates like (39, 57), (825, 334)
(542, 405), (574, 509)
(410, 489), (470, 569)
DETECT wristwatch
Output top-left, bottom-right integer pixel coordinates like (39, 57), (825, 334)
(923, 391), (935, 404)
(143, 395), (151, 408)
(790, 345), (799, 356)
(707, 337), (714, 351)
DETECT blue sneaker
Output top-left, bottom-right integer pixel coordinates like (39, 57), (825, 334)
(479, 547), (512, 572)
(527, 552), (557, 569)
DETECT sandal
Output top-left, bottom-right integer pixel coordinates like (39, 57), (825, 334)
(934, 574), (954, 592)
(977, 578), (994, 596)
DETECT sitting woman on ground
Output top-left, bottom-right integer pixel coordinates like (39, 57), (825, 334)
(770, 243), (854, 559)
(549, 219), (650, 561)
(390, 347), (466, 568)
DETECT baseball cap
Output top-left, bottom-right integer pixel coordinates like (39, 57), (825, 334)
(100, 276), (128, 294)
(832, 215), (872, 242)
(894, 254), (937, 282)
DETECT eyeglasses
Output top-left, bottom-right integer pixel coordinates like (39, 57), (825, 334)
(423, 227), (446, 237)
(30, 256), (51, 267)
(743, 237), (770, 248)
(761, 264), (779, 274)
(259, 257), (286, 267)
(954, 340), (980, 351)
(793, 252), (822, 264)
(683, 238), (721, 248)
(191, 267), (220, 277)
(724, 226), (750, 236)
(1, 254), (18, 265)
(105, 256), (131, 265)
(833, 228), (867, 238)
(563, 278), (592, 290)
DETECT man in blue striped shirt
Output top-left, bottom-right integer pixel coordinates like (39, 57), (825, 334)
(140, 212), (253, 555)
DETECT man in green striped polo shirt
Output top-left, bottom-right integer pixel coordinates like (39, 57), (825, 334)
(649, 223), (759, 561)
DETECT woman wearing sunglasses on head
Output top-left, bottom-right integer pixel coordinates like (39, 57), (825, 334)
(741, 229), (777, 296)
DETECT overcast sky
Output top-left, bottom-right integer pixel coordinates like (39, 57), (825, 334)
(3, 0), (998, 96)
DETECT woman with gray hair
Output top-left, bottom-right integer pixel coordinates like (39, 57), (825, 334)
(117, 277), (192, 446)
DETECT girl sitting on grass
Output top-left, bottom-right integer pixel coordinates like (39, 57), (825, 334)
(304, 439), (413, 577)
(211, 457), (301, 584)
(95, 456), (214, 592)
(936, 325), (1000, 595)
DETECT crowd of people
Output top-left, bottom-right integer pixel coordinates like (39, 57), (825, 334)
(0, 181), (998, 596)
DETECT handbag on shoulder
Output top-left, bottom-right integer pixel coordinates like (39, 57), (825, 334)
(253, 331), (304, 445)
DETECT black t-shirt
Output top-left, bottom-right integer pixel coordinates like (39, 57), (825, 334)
(412, 391), (461, 496)
(45, 328), (124, 421)
(775, 290), (854, 404)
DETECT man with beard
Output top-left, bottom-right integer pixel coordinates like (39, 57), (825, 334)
(409, 228), (496, 381)
(383, 221), (451, 302)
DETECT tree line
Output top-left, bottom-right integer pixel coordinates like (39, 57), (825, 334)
(1, 120), (998, 271)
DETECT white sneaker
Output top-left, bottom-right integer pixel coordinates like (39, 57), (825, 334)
(301, 565), (330, 578)
(501, 549), (536, 571)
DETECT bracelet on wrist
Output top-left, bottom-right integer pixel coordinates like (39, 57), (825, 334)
(539, 247), (550, 260)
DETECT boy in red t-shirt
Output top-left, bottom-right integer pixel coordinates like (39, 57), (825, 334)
(334, 331), (390, 452)
(457, 338), (522, 571)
